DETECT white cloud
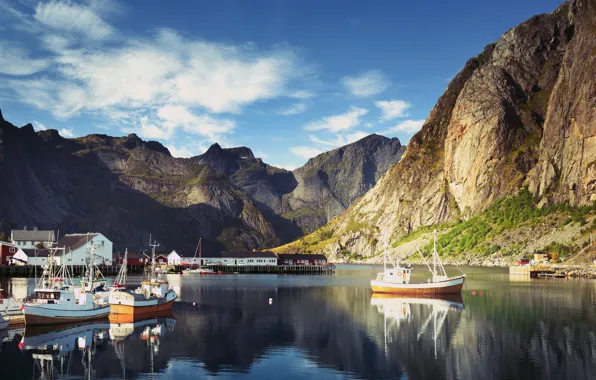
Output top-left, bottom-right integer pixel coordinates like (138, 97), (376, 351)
(272, 163), (298, 171)
(166, 143), (210, 158)
(157, 105), (235, 140)
(375, 100), (411, 121)
(255, 150), (269, 159)
(41, 34), (71, 53)
(4, 29), (301, 119)
(289, 90), (315, 99)
(279, 103), (308, 116)
(59, 128), (74, 137)
(304, 107), (368, 133)
(309, 131), (371, 148)
(0, 42), (49, 75)
(342, 70), (389, 97)
(33, 121), (47, 131)
(383, 119), (425, 135)
(291, 146), (323, 160)
(34, 0), (113, 40)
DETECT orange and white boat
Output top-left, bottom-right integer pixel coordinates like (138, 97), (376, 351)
(370, 230), (465, 295)
(109, 236), (177, 316)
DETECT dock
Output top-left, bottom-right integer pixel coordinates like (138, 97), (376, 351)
(171, 264), (335, 275)
(509, 264), (555, 278)
(0, 264), (144, 278)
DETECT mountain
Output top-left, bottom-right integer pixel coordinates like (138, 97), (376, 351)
(0, 111), (403, 253)
(276, 0), (596, 262)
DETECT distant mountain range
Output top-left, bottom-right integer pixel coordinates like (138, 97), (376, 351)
(0, 109), (404, 254)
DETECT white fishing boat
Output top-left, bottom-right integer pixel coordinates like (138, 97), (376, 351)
(0, 312), (8, 330)
(23, 244), (110, 326)
(0, 288), (24, 325)
(109, 235), (177, 316)
(370, 230), (465, 295)
(183, 238), (215, 274)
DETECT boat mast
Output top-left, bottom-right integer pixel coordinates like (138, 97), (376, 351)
(433, 229), (437, 279)
(149, 234), (159, 279)
(198, 238), (202, 269)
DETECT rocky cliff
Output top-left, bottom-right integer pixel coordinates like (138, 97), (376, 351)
(0, 112), (402, 253)
(276, 0), (596, 261)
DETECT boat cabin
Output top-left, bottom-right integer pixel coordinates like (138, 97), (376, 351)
(377, 265), (412, 284)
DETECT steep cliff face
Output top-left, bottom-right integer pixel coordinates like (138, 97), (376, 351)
(286, 0), (595, 258)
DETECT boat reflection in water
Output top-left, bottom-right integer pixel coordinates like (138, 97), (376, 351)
(371, 294), (464, 359)
(18, 312), (176, 379)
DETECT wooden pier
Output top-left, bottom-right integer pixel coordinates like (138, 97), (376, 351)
(509, 264), (555, 279)
(0, 264), (144, 278)
(170, 264), (335, 275)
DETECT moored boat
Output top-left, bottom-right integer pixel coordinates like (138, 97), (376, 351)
(23, 244), (110, 326)
(370, 230), (465, 295)
(182, 238), (216, 275)
(0, 288), (24, 325)
(109, 235), (178, 316)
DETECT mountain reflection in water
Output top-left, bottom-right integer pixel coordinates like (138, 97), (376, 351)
(1, 266), (596, 379)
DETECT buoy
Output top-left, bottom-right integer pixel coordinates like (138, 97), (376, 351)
(268, 298), (273, 305)
(193, 302), (196, 306)
(479, 291), (483, 296)
(472, 291), (476, 296)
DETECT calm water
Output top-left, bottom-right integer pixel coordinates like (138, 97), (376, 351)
(1, 265), (596, 380)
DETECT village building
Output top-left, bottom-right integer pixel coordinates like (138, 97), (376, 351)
(167, 250), (203, 266)
(200, 251), (279, 266)
(116, 252), (150, 266)
(167, 250), (182, 265)
(11, 248), (62, 266)
(10, 229), (56, 249)
(58, 233), (113, 266)
(0, 241), (18, 265)
(155, 254), (168, 265)
(277, 253), (328, 266)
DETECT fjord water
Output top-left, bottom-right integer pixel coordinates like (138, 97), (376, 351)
(1, 265), (596, 380)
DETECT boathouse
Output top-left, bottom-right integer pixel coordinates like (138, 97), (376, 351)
(13, 248), (62, 266)
(10, 228), (55, 249)
(116, 252), (149, 266)
(155, 254), (168, 265)
(58, 233), (113, 266)
(199, 251), (278, 266)
(0, 242), (18, 265)
(277, 253), (328, 266)
(168, 250), (182, 265)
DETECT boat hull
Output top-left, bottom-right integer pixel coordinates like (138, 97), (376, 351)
(23, 305), (110, 326)
(110, 293), (176, 316)
(370, 275), (465, 295)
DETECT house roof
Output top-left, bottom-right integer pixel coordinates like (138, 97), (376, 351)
(0, 241), (16, 247)
(277, 253), (327, 261)
(57, 233), (99, 251)
(21, 248), (54, 257)
(122, 253), (149, 259)
(220, 251), (278, 259)
(11, 230), (55, 242)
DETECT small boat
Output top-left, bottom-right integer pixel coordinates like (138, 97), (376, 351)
(182, 238), (216, 275)
(0, 288), (24, 325)
(109, 235), (178, 316)
(370, 230), (465, 295)
(23, 244), (110, 326)
(0, 312), (9, 330)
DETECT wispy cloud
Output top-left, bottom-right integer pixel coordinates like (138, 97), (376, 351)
(289, 90), (315, 99)
(304, 107), (368, 133)
(33, 121), (47, 131)
(0, 41), (50, 75)
(290, 146), (323, 160)
(59, 127), (74, 138)
(342, 70), (389, 97)
(34, 0), (114, 40)
(383, 119), (425, 135)
(255, 150), (269, 159)
(309, 131), (371, 148)
(375, 100), (411, 121)
(279, 103), (308, 116)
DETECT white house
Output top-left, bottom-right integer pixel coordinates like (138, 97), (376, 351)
(167, 250), (182, 265)
(13, 248), (62, 266)
(58, 233), (113, 266)
(10, 229), (56, 249)
(201, 251), (278, 266)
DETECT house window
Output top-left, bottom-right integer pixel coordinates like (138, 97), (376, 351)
(9, 247), (15, 253)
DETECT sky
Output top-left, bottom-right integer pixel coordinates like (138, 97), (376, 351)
(0, 0), (564, 170)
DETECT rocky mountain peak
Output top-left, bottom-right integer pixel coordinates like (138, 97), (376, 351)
(0, 108), (4, 122)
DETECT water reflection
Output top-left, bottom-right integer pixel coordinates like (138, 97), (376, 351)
(1, 267), (596, 379)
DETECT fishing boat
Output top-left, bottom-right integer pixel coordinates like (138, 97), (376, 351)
(22, 244), (110, 326)
(0, 312), (8, 330)
(370, 230), (465, 295)
(109, 235), (178, 316)
(0, 288), (24, 325)
(183, 238), (215, 274)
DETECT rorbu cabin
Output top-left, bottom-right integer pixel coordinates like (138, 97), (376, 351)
(277, 254), (328, 266)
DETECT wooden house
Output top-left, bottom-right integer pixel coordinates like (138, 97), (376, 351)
(277, 253), (328, 266)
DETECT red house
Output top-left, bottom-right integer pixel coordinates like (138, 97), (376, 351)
(155, 254), (168, 265)
(116, 252), (150, 266)
(0, 242), (18, 265)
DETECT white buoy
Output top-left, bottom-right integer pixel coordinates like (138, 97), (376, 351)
(193, 302), (196, 306)
(268, 298), (273, 305)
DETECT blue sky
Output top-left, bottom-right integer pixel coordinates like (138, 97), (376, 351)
(0, 0), (563, 170)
